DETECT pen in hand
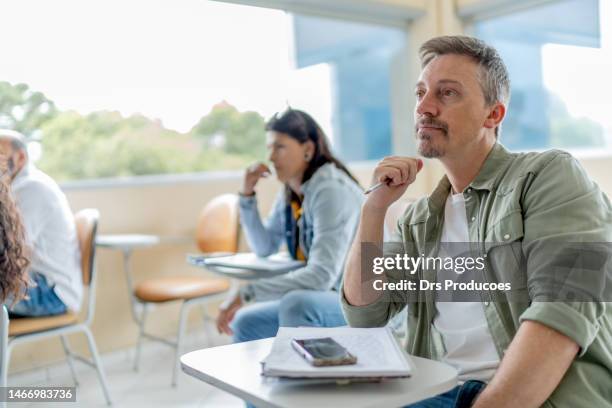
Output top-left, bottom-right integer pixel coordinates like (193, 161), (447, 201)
(364, 159), (423, 195)
(364, 181), (387, 195)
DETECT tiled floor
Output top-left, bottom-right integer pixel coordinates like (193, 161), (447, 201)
(7, 327), (245, 407)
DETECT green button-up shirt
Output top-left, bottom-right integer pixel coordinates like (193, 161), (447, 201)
(342, 143), (612, 407)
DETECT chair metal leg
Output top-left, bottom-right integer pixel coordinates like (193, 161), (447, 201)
(172, 301), (190, 387)
(1, 306), (9, 393)
(1, 345), (8, 389)
(60, 336), (79, 386)
(133, 304), (148, 372)
(82, 327), (112, 406)
(0, 345), (11, 408)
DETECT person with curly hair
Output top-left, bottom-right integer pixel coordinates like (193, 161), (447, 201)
(0, 129), (81, 316)
(0, 161), (29, 304)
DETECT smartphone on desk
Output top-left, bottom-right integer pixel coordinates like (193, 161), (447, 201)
(291, 337), (357, 367)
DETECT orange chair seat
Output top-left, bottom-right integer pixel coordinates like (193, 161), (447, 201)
(134, 276), (230, 303)
(9, 312), (79, 336)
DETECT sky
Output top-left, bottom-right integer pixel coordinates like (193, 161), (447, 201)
(0, 0), (332, 134)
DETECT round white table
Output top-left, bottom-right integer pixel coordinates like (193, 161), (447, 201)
(181, 338), (458, 408)
(96, 234), (161, 322)
(96, 234), (161, 251)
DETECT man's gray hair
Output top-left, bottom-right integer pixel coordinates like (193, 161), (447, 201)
(419, 36), (510, 137)
(0, 129), (28, 153)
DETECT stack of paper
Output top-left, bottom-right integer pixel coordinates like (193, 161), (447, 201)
(187, 252), (305, 273)
(261, 327), (413, 379)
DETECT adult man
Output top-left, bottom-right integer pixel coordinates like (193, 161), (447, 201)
(0, 129), (82, 316)
(342, 36), (612, 407)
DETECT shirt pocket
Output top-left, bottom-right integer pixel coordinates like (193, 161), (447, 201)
(484, 210), (524, 247)
(484, 211), (528, 298)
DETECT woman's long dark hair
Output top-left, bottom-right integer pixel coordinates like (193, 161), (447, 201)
(0, 173), (29, 304)
(266, 109), (360, 199)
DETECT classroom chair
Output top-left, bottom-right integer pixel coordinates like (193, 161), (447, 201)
(1, 209), (112, 405)
(0, 305), (8, 408)
(129, 194), (238, 386)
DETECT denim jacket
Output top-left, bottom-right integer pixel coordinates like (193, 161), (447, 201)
(239, 163), (363, 302)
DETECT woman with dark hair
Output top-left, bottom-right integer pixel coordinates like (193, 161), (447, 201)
(0, 169), (30, 304)
(216, 108), (363, 342)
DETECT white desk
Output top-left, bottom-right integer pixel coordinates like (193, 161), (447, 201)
(96, 234), (161, 251)
(186, 256), (289, 311)
(187, 252), (297, 281)
(96, 234), (161, 322)
(181, 338), (458, 408)
(191, 264), (289, 281)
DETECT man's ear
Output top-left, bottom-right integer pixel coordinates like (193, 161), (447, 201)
(483, 102), (506, 130)
(15, 149), (27, 172)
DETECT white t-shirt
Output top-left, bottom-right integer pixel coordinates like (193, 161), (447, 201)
(433, 191), (500, 382)
(12, 164), (82, 312)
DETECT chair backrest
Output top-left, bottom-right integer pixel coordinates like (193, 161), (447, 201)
(75, 209), (100, 286)
(195, 194), (240, 253)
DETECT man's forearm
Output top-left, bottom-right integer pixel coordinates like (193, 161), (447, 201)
(343, 204), (387, 306)
(472, 320), (579, 408)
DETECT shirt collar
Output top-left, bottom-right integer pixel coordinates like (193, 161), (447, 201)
(427, 143), (513, 213)
(300, 162), (335, 194)
(468, 142), (513, 191)
(12, 162), (33, 183)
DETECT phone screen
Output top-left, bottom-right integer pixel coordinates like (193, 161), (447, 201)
(294, 337), (350, 360)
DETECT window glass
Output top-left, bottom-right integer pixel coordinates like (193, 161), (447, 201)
(292, 14), (405, 160)
(0, 0), (404, 182)
(472, 0), (611, 152)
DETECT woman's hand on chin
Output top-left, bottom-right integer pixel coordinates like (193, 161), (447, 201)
(240, 162), (271, 196)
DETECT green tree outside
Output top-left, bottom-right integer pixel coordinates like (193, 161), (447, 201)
(0, 81), (268, 181)
(191, 101), (267, 158)
(0, 81), (57, 136)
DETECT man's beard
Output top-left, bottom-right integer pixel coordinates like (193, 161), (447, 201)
(417, 135), (445, 158)
(415, 117), (449, 158)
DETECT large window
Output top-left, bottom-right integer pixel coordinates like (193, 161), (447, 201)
(0, 0), (404, 182)
(470, 0), (611, 152)
(292, 14), (405, 161)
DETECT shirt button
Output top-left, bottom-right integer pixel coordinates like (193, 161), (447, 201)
(503, 234), (510, 240)
(471, 216), (476, 222)
(467, 188), (472, 193)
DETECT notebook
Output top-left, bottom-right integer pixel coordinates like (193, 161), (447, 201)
(187, 252), (305, 273)
(261, 327), (413, 379)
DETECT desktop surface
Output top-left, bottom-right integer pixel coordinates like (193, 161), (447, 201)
(181, 337), (457, 408)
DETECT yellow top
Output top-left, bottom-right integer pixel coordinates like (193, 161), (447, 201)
(290, 200), (306, 261)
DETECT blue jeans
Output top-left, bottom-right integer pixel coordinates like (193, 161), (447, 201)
(405, 380), (486, 408)
(5, 272), (67, 317)
(231, 289), (346, 343)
